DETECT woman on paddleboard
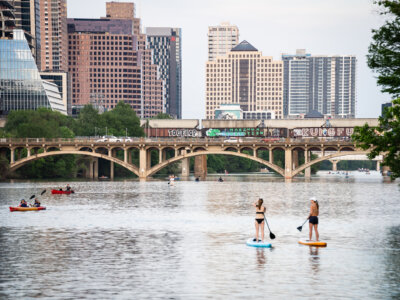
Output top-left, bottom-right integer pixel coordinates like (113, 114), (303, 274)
(309, 197), (319, 241)
(252, 198), (265, 242)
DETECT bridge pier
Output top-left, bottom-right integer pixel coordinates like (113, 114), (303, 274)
(110, 161), (114, 180)
(332, 160), (338, 171)
(194, 155), (207, 178)
(181, 158), (190, 177)
(10, 148), (14, 164)
(284, 148), (293, 179)
(293, 150), (299, 169)
(139, 148), (147, 179)
(94, 158), (98, 179)
(304, 150), (311, 179)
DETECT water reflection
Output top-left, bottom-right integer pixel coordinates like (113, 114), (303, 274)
(308, 246), (320, 275)
(0, 175), (399, 299)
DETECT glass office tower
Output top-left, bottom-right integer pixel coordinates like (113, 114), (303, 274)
(0, 29), (65, 114)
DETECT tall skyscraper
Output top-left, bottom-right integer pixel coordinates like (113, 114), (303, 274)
(0, 29), (66, 115)
(1, 0), (41, 67)
(208, 22), (239, 61)
(205, 40), (283, 119)
(282, 49), (356, 118)
(67, 2), (164, 118)
(146, 27), (182, 119)
(40, 0), (68, 71)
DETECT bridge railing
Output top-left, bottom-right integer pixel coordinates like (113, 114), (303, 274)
(0, 136), (354, 144)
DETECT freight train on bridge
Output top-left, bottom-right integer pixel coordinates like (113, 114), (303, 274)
(141, 118), (378, 140)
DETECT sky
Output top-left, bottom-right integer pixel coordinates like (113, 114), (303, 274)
(67, 0), (389, 119)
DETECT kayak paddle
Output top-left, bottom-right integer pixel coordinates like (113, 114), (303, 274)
(264, 216), (276, 239)
(297, 218), (309, 232)
(41, 189), (46, 195)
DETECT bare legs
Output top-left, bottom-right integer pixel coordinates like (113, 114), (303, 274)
(255, 220), (265, 242)
(309, 223), (319, 241)
(314, 224), (319, 241)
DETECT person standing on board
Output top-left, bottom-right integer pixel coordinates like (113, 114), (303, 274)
(252, 198), (265, 242)
(308, 197), (319, 241)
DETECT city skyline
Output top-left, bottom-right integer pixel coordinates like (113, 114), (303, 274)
(67, 0), (387, 120)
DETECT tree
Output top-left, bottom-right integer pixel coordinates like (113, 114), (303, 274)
(354, 0), (400, 179)
(353, 98), (400, 178)
(367, 0), (400, 96)
(152, 113), (173, 119)
(73, 104), (104, 137)
(102, 101), (144, 137)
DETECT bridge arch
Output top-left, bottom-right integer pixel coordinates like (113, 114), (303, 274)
(146, 150), (285, 177)
(292, 150), (370, 177)
(9, 150), (140, 176)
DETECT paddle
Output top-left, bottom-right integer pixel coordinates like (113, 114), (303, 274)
(297, 218), (309, 232)
(28, 190), (46, 206)
(264, 216), (276, 239)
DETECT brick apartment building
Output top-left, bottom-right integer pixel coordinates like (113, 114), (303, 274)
(67, 2), (164, 118)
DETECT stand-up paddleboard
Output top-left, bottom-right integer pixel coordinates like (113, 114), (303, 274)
(298, 240), (327, 247)
(246, 238), (271, 248)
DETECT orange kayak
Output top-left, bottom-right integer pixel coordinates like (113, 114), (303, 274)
(9, 206), (46, 212)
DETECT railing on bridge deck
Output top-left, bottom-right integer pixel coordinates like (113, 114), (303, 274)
(0, 136), (354, 145)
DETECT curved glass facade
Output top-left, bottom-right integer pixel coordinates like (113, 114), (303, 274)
(0, 29), (50, 114)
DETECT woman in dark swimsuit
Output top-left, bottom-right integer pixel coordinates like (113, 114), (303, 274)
(252, 198), (265, 242)
(309, 197), (319, 241)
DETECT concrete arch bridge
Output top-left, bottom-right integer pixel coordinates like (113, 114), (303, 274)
(0, 137), (375, 179)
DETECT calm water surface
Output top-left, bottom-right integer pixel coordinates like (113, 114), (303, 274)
(0, 172), (399, 299)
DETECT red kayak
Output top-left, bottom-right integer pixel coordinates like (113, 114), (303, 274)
(51, 189), (74, 195)
(10, 206), (46, 212)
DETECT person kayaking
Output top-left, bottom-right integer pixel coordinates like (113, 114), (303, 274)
(218, 176), (224, 182)
(252, 198), (265, 242)
(32, 198), (41, 207)
(19, 199), (28, 207)
(66, 184), (71, 191)
(308, 197), (319, 241)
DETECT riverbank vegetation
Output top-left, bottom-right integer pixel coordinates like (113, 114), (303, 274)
(353, 0), (400, 179)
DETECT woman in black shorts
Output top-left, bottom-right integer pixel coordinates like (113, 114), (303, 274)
(309, 197), (319, 241)
(252, 198), (265, 242)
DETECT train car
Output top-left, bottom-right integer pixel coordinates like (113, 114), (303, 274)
(289, 127), (354, 138)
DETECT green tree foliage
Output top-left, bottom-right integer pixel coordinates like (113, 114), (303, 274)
(353, 98), (400, 178)
(152, 113), (173, 119)
(367, 0), (400, 96)
(74, 104), (104, 136)
(5, 108), (75, 138)
(102, 101), (144, 137)
(2, 103), (145, 179)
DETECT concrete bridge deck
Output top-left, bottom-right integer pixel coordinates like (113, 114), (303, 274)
(0, 137), (380, 179)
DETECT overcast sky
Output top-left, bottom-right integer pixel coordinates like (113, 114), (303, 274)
(68, 0), (389, 119)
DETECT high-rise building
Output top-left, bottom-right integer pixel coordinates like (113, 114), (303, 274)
(146, 27), (182, 119)
(208, 22), (239, 61)
(67, 2), (164, 118)
(1, 0), (41, 67)
(0, 0), (15, 40)
(40, 0), (68, 71)
(0, 29), (66, 115)
(105, 1), (140, 34)
(205, 40), (283, 119)
(40, 71), (70, 114)
(282, 49), (356, 118)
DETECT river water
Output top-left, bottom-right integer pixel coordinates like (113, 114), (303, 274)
(0, 172), (399, 299)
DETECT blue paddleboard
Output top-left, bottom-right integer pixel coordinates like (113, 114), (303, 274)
(246, 238), (271, 248)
